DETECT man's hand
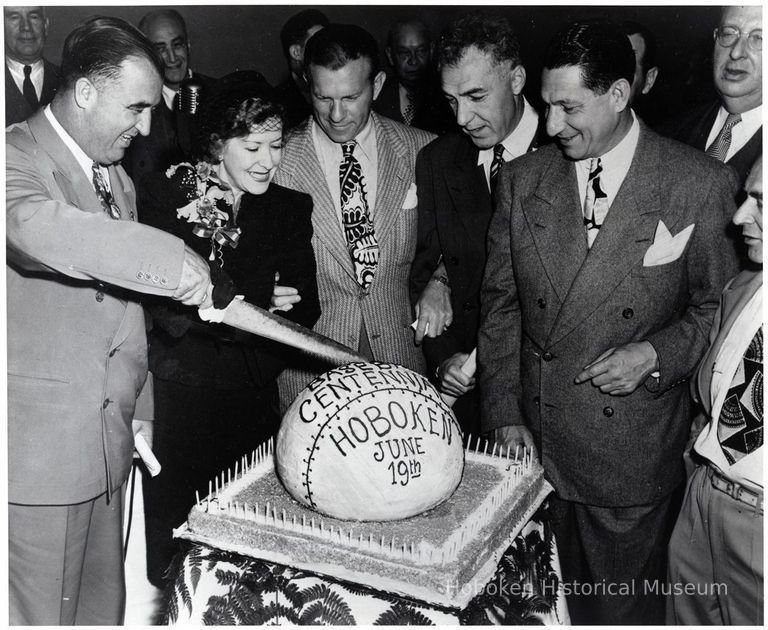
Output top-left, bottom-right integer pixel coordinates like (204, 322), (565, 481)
(132, 419), (153, 452)
(173, 245), (212, 307)
(269, 272), (301, 313)
(437, 352), (476, 397)
(574, 341), (659, 395)
(414, 279), (452, 345)
(491, 425), (538, 459)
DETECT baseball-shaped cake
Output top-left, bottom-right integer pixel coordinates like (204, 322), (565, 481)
(276, 362), (465, 521)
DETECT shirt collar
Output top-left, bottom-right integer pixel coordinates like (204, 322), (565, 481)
(716, 103), (762, 129)
(577, 109), (640, 176)
(6, 56), (43, 74)
(477, 97), (539, 166)
(43, 105), (101, 183)
(312, 114), (376, 162)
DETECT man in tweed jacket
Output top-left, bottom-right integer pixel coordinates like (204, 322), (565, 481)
(275, 24), (434, 411)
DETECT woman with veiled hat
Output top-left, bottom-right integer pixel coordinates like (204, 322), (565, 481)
(137, 71), (320, 587)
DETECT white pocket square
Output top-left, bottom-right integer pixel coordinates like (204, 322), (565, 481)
(402, 183), (418, 210)
(643, 221), (695, 267)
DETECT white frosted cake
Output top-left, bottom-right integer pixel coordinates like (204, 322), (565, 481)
(176, 437), (551, 608)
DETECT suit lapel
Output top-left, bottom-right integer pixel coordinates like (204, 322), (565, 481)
(446, 138), (491, 237)
(548, 125), (664, 346)
(373, 114), (414, 244)
(523, 149), (588, 303)
(282, 122), (356, 280)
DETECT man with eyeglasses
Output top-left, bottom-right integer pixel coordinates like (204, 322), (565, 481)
(673, 5), (761, 185)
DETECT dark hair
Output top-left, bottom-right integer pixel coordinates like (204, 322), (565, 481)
(60, 16), (164, 90)
(620, 20), (657, 73)
(304, 23), (381, 81)
(280, 9), (329, 60)
(138, 9), (188, 39)
(197, 71), (285, 162)
(544, 20), (635, 94)
(438, 13), (521, 69)
(387, 18), (431, 49)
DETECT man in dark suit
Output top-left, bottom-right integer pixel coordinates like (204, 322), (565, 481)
(409, 13), (542, 435)
(274, 24), (434, 410)
(374, 17), (455, 136)
(275, 8), (329, 131)
(4, 6), (60, 125)
(672, 5), (761, 185)
(478, 21), (739, 624)
(667, 154), (763, 625)
(123, 9), (213, 180)
(6, 16), (212, 625)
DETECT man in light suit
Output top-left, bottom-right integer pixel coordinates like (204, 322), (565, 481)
(478, 21), (739, 624)
(4, 5), (60, 125)
(275, 23), (434, 410)
(410, 13), (543, 436)
(668, 155), (763, 625)
(672, 5), (761, 186)
(6, 16), (212, 625)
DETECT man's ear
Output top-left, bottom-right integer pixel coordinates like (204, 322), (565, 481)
(73, 76), (96, 110)
(509, 64), (527, 96)
(642, 66), (659, 95)
(609, 77), (632, 112)
(372, 70), (387, 101)
(289, 43), (303, 64)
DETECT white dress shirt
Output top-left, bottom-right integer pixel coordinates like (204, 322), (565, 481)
(312, 116), (379, 227)
(6, 57), (44, 99)
(705, 104), (762, 162)
(694, 283), (763, 490)
(477, 97), (539, 190)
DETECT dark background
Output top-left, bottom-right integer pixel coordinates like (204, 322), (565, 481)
(43, 4), (723, 117)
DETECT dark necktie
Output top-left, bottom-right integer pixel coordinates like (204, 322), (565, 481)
(22, 65), (39, 110)
(339, 141), (378, 289)
(706, 113), (741, 162)
(489, 144), (506, 191)
(91, 162), (125, 220)
(718, 326), (763, 465)
(583, 157), (609, 248)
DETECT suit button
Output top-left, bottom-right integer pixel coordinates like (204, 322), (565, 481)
(622, 308), (634, 319)
(542, 352), (553, 362)
(108, 348), (119, 357)
(136, 271), (144, 280)
(449, 256), (459, 265)
(160, 276), (168, 286)
(463, 301), (473, 312)
(603, 406), (614, 417)
(95, 292), (104, 302)
(533, 396), (540, 406)
(152, 274), (160, 283)
(538, 298), (546, 309)
(102, 398), (112, 409)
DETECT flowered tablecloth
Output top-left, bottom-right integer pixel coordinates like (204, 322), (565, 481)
(164, 508), (569, 625)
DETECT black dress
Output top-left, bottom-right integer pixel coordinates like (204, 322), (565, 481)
(137, 164), (320, 587)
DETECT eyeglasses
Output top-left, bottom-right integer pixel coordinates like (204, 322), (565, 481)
(713, 26), (763, 51)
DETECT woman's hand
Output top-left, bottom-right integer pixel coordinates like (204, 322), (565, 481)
(270, 272), (302, 313)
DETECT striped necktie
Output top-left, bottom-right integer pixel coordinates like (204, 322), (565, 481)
(489, 144), (506, 191)
(91, 162), (124, 220)
(583, 158), (609, 248)
(339, 142), (378, 289)
(706, 113), (741, 162)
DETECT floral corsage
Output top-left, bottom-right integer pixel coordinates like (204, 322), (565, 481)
(166, 161), (241, 264)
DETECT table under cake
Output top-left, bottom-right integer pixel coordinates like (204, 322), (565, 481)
(164, 440), (570, 625)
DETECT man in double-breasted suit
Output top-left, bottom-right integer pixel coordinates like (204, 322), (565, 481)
(410, 13), (544, 436)
(275, 24), (434, 410)
(6, 17), (212, 625)
(668, 154), (763, 625)
(4, 6), (60, 125)
(478, 21), (739, 624)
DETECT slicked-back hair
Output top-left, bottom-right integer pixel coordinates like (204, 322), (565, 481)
(437, 13), (521, 69)
(387, 18), (431, 49)
(544, 20), (635, 95)
(280, 8), (329, 60)
(304, 23), (381, 82)
(620, 20), (657, 73)
(137, 8), (188, 39)
(60, 16), (164, 91)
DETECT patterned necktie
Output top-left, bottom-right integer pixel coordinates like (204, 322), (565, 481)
(23, 65), (38, 110)
(718, 326), (763, 465)
(489, 144), (506, 192)
(706, 113), (741, 162)
(91, 162), (124, 220)
(402, 90), (415, 126)
(339, 142), (378, 289)
(583, 157), (609, 248)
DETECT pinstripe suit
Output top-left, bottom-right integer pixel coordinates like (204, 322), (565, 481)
(275, 113), (434, 410)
